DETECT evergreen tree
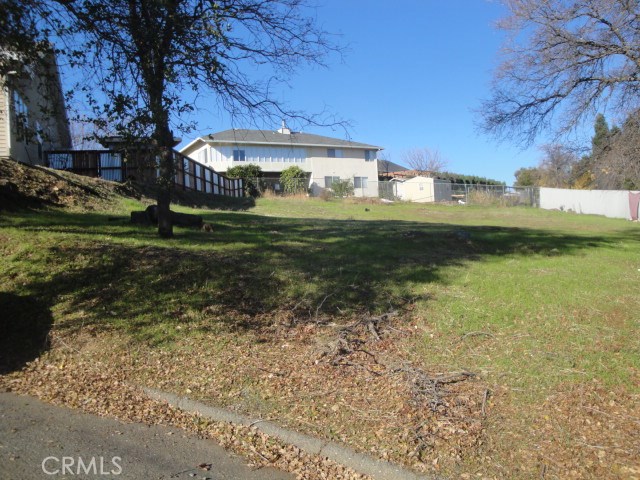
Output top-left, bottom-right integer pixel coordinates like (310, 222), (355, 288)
(514, 167), (540, 187)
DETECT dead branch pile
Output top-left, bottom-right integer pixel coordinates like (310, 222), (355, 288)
(316, 311), (400, 373)
(315, 309), (483, 461)
(317, 311), (478, 412)
(393, 366), (476, 412)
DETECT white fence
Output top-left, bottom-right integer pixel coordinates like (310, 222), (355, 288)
(540, 187), (639, 220)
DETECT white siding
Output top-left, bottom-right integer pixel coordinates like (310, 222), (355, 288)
(212, 146), (307, 164)
(183, 140), (382, 198)
(0, 83), (9, 157)
(1, 54), (71, 165)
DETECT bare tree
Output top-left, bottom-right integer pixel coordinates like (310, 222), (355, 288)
(537, 143), (578, 188)
(11, 0), (341, 237)
(377, 151), (394, 177)
(401, 147), (447, 176)
(513, 143), (579, 187)
(481, 0), (640, 145)
(595, 111), (640, 189)
(68, 117), (108, 150)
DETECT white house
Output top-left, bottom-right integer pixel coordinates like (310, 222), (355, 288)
(179, 125), (382, 197)
(392, 176), (452, 203)
(0, 48), (72, 165)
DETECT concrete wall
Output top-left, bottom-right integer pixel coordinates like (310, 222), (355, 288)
(540, 187), (638, 220)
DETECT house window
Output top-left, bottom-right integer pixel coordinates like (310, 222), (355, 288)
(364, 150), (376, 161)
(198, 148), (209, 164)
(324, 176), (340, 188)
(327, 148), (343, 158)
(233, 149), (246, 161)
(419, 183), (424, 191)
(354, 176), (368, 189)
(13, 91), (29, 142)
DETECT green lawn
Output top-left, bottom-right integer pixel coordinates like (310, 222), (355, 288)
(254, 198), (640, 394)
(1, 195), (638, 478)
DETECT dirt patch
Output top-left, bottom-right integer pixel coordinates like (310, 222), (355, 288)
(0, 158), (253, 212)
(3, 307), (638, 480)
(0, 158), (131, 211)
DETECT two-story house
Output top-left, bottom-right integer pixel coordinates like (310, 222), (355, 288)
(180, 125), (382, 197)
(0, 48), (72, 165)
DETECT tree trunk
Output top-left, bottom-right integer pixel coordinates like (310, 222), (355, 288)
(149, 96), (174, 238)
(156, 146), (174, 238)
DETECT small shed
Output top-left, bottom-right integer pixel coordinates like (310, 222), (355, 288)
(393, 176), (452, 203)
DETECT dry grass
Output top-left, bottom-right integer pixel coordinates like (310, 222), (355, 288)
(466, 190), (517, 207)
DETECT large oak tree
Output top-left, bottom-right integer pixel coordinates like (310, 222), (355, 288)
(3, 0), (340, 237)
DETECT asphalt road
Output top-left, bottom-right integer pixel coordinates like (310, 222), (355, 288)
(0, 392), (293, 480)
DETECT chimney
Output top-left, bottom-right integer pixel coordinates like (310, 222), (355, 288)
(278, 120), (291, 135)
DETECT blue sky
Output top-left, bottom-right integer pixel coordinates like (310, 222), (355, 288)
(178, 0), (559, 184)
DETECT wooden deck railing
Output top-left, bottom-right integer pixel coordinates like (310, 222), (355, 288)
(44, 149), (244, 198)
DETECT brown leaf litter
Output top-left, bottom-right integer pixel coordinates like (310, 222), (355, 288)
(0, 309), (489, 478)
(0, 344), (370, 480)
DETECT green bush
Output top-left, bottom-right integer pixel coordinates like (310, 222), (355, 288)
(331, 179), (354, 198)
(226, 164), (262, 197)
(280, 166), (309, 195)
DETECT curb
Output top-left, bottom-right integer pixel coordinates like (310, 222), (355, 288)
(143, 387), (438, 480)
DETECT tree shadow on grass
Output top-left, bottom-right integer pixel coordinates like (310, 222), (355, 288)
(8, 210), (638, 346)
(0, 292), (53, 374)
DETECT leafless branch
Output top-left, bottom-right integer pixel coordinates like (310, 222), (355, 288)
(481, 0), (640, 145)
(401, 147), (448, 176)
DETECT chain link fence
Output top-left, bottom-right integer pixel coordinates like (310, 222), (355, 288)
(451, 184), (539, 207)
(234, 176), (539, 207)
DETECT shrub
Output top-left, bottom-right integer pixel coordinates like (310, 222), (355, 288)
(280, 166), (309, 195)
(331, 179), (354, 198)
(226, 164), (262, 197)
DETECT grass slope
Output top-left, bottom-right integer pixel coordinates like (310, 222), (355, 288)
(1, 166), (639, 479)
